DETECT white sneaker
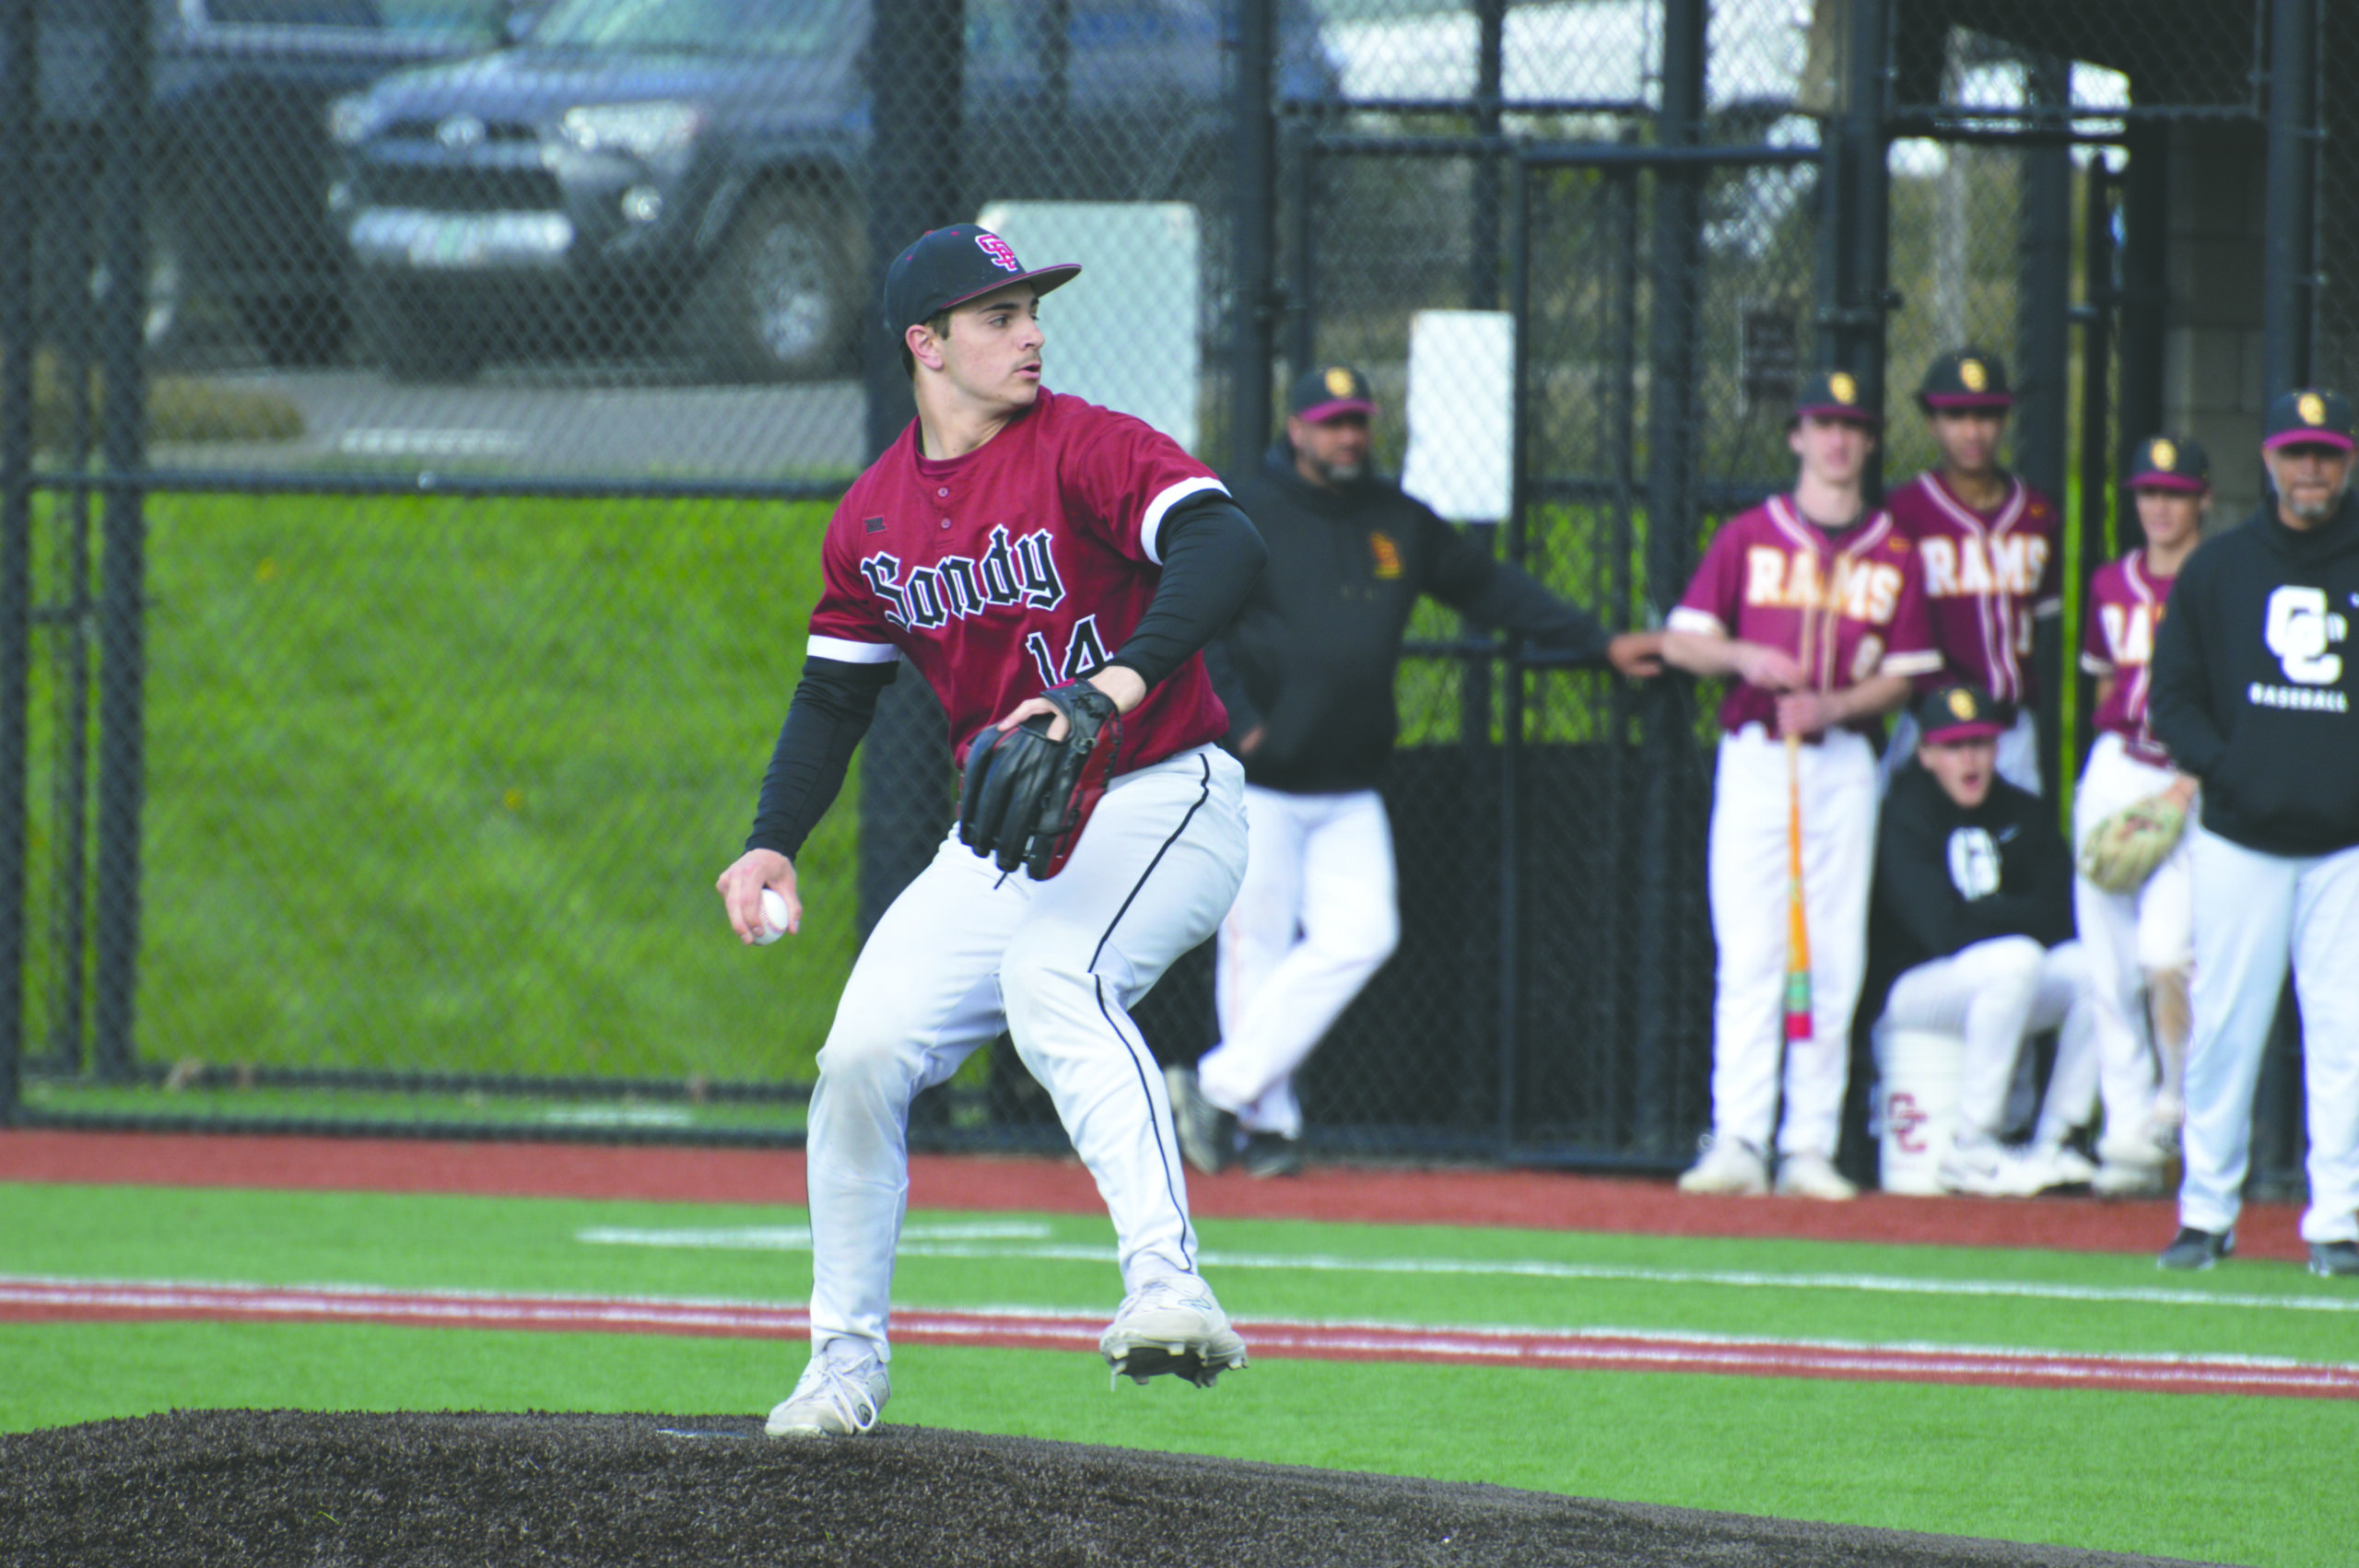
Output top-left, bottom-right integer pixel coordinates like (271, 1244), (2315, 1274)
(2091, 1157), (2168, 1198)
(1677, 1136), (1769, 1196)
(1773, 1151), (1858, 1200)
(1939, 1137), (2056, 1198)
(1099, 1273), (1248, 1387)
(2035, 1142), (2099, 1187)
(765, 1342), (889, 1437)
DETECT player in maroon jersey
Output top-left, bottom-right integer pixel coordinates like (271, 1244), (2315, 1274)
(1663, 369), (1942, 1199)
(714, 224), (1266, 1436)
(1883, 349), (2062, 793)
(2064, 435), (2210, 1194)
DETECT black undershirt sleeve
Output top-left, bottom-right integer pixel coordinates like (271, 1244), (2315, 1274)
(745, 656), (898, 860)
(1106, 492), (1267, 688)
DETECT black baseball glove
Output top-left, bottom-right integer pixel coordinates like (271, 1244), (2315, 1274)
(958, 680), (1126, 880)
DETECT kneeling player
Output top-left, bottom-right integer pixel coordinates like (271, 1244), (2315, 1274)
(1868, 685), (2096, 1196)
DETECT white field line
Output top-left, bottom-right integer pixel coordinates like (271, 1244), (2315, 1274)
(6, 1275), (2354, 1397)
(571, 1228), (2359, 1316)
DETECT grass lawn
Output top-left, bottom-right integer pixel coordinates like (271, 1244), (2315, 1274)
(5, 1180), (2353, 1567)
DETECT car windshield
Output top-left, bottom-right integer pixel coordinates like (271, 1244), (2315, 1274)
(529, 0), (845, 55)
(199, 0), (507, 33)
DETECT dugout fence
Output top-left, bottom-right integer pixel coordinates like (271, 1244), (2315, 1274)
(0, 0), (2331, 1191)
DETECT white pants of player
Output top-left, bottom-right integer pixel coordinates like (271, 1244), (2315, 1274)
(1707, 725), (1878, 1162)
(1882, 706), (2043, 797)
(804, 744), (1249, 1362)
(2179, 827), (2359, 1246)
(1878, 937), (2095, 1146)
(2066, 733), (2193, 1152)
(1198, 786), (1400, 1139)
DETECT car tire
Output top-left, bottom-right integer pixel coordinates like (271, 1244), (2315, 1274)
(681, 184), (859, 383)
(241, 294), (350, 369)
(357, 276), (486, 383)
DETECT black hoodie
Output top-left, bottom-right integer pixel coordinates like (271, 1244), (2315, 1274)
(1205, 441), (1613, 793)
(2149, 489), (2359, 856)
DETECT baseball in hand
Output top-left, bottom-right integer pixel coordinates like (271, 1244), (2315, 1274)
(753, 886), (792, 945)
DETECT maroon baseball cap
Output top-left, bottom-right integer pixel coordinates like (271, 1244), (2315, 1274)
(883, 224), (1080, 333)
(1916, 684), (2008, 744)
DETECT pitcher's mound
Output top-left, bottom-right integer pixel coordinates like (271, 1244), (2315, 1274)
(0, 1410), (2205, 1566)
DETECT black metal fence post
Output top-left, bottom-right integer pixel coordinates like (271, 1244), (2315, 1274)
(2115, 120), (2169, 514)
(2262, 0), (2318, 400)
(90, 0), (149, 1082)
(1632, 0), (1708, 1154)
(856, 0), (964, 941)
(0, 0), (36, 1125)
(2014, 57), (2071, 797)
(1835, 0), (1891, 456)
(2072, 161), (2116, 782)
(1227, 0), (1277, 476)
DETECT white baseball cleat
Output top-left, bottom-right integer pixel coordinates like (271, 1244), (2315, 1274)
(1938, 1136), (2057, 1198)
(1164, 1066), (1238, 1177)
(766, 1343), (890, 1438)
(2033, 1141), (2099, 1187)
(1773, 1151), (1858, 1201)
(1099, 1274), (1248, 1388)
(1677, 1135), (1769, 1196)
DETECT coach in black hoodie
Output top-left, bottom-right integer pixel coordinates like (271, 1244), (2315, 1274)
(1164, 365), (1661, 1177)
(2148, 388), (2359, 1279)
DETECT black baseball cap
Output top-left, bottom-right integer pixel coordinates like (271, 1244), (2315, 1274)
(1919, 347), (2013, 413)
(1790, 368), (1878, 429)
(1915, 684), (2008, 745)
(2262, 388), (2355, 454)
(883, 223), (1081, 334)
(1288, 364), (1377, 423)
(2126, 434), (2210, 493)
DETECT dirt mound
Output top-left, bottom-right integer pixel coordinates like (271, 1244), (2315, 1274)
(0, 1410), (2209, 1567)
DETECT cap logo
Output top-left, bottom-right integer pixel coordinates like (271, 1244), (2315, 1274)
(2299, 392), (2327, 427)
(975, 232), (1022, 274)
(2151, 439), (2177, 471)
(1947, 689), (1977, 720)
(1325, 368), (1356, 397)
(1960, 358), (1987, 392)
(1828, 371), (1857, 405)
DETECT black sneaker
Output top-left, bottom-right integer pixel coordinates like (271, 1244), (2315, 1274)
(1238, 1131), (1304, 1179)
(2309, 1241), (2359, 1279)
(2157, 1226), (2234, 1271)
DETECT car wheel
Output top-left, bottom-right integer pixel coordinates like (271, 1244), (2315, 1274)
(683, 184), (858, 383)
(356, 277), (485, 383)
(241, 294), (350, 369)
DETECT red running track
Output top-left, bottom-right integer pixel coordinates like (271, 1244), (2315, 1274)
(4, 1276), (2349, 1401)
(0, 1129), (2310, 1262)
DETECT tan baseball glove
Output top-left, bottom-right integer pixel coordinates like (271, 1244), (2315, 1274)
(2079, 793), (2188, 895)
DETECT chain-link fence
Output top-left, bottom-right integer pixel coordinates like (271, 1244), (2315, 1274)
(0, 0), (2322, 1174)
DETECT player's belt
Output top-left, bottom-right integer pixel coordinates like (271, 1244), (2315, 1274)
(1735, 721), (1825, 747)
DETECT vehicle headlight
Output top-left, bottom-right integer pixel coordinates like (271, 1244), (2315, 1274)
(558, 101), (705, 160)
(327, 94), (380, 146)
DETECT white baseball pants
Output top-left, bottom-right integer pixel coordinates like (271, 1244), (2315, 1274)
(2068, 733), (2193, 1148)
(1878, 937), (2095, 1146)
(1706, 725), (1878, 1162)
(2179, 828), (2359, 1246)
(804, 744), (1249, 1361)
(1198, 785), (1401, 1139)
(1882, 706), (2043, 797)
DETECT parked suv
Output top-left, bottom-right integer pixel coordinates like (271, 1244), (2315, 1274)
(328, 0), (1335, 381)
(14, 0), (510, 367)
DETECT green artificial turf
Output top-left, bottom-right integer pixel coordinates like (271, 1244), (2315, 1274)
(5, 1180), (2356, 1566)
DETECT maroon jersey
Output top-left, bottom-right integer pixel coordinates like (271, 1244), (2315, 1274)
(1885, 471), (2061, 707)
(807, 389), (1231, 771)
(2081, 549), (2177, 768)
(1669, 495), (1942, 739)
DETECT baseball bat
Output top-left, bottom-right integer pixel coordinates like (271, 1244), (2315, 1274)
(1783, 730), (1813, 1044)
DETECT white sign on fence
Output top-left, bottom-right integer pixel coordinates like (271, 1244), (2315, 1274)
(1401, 310), (1514, 524)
